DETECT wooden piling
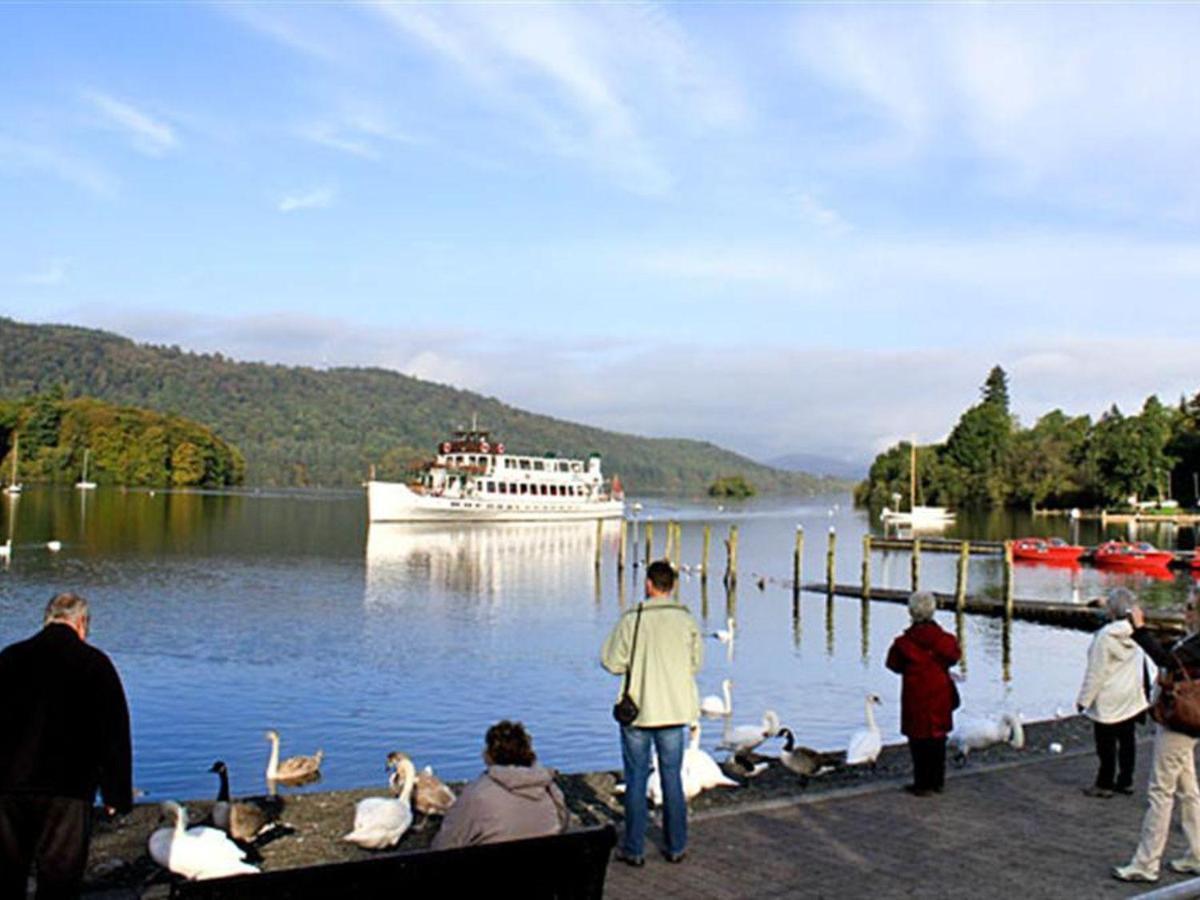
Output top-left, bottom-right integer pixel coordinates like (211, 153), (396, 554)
(617, 519), (627, 573)
(1003, 540), (1014, 620)
(955, 540), (969, 613)
(793, 526), (804, 600)
(861, 534), (871, 600)
(825, 526), (836, 594)
(672, 522), (682, 570)
(724, 525), (739, 587)
(701, 525), (711, 582)
(594, 519), (603, 571)
(645, 521), (654, 565)
(911, 537), (921, 591)
(664, 521), (675, 561)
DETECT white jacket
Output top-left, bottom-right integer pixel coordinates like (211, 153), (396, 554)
(1076, 618), (1150, 724)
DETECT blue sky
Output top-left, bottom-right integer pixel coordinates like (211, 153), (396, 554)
(3, 3), (1200, 466)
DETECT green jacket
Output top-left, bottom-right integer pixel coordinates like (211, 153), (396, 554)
(601, 598), (702, 727)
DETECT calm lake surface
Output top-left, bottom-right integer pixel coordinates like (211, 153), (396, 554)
(1, 488), (1196, 801)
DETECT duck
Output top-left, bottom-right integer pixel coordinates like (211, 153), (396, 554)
(711, 618), (736, 644)
(343, 752), (416, 849)
(265, 730), (323, 787)
(208, 761), (281, 842)
(700, 679), (733, 718)
(413, 765), (456, 816)
(845, 694), (883, 766)
(777, 728), (839, 783)
(755, 576), (767, 591)
(147, 801), (259, 880)
(718, 709), (781, 756)
(949, 712), (1025, 764)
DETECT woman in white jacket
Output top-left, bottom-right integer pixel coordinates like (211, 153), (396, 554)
(1077, 588), (1149, 798)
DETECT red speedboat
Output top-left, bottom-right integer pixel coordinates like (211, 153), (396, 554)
(1093, 541), (1175, 571)
(1012, 537), (1085, 564)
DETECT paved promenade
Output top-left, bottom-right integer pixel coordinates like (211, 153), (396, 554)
(605, 743), (1200, 900)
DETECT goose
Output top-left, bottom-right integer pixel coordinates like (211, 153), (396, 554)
(777, 728), (839, 783)
(265, 730), (323, 787)
(413, 765), (456, 816)
(147, 801), (259, 880)
(700, 679), (733, 718)
(949, 712), (1025, 764)
(711, 618), (735, 644)
(718, 709), (781, 756)
(343, 752), (416, 849)
(46, 540), (62, 552)
(208, 761), (280, 842)
(845, 694), (883, 766)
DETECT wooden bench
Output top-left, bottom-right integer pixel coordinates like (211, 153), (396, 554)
(170, 824), (617, 900)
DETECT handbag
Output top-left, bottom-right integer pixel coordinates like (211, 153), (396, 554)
(612, 603), (645, 726)
(1151, 652), (1200, 737)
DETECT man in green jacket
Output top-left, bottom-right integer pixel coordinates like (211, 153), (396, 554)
(601, 560), (702, 866)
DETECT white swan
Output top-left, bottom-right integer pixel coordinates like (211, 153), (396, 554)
(46, 540), (62, 552)
(700, 679), (733, 718)
(148, 801), (259, 880)
(711, 618), (736, 644)
(684, 722), (738, 794)
(0, 540), (10, 560)
(265, 729), (323, 786)
(949, 712), (1025, 763)
(845, 694), (883, 766)
(718, 710), (781, 756)
(343, 752), (416, 849)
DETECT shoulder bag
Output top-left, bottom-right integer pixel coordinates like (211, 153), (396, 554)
(1151, 651), (1200, 737)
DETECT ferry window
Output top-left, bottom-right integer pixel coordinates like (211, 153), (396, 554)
(550, 485), (558, 496)
(487, 481), (495, 492)
(534, 461), (544, 471)
(498, 483), (507, 494)
(571, 463), (581, 472)
(558, 462), (569, 472)
(539, 484), (547, 495)
(519, 459), (530, 471)
(520, 484), (528, 495)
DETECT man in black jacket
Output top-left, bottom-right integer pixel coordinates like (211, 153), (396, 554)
(0, 593), (133, 900)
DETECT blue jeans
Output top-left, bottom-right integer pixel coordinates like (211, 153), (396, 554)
(619, 724), (687, 858)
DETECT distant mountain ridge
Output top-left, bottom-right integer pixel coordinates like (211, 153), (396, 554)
(767, 452), (866, 481)
(0, 317), (845, 494)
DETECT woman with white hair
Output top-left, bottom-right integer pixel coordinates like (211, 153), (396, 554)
(1076, 587), (1148, 799)
(886, 591), (961, 797)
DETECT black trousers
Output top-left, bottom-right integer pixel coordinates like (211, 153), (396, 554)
(909, 737), (947, 791)
(1094, 716), (1139, 790)
(0, 794), (91, 900)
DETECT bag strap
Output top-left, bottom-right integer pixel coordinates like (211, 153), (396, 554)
(1172, 650), (1196, 685)
(622, 603), (645, 697)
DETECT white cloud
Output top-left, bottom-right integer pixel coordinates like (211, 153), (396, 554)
(277, 186), (337, 212)
(19, 258), (69, 286)
(0, 134), (117, 196)
(84, 90), (177, 156)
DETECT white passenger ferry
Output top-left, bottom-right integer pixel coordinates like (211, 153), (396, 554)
(367, 425), (625, 522)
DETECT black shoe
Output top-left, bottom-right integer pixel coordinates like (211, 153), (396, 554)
(904, 784), (933, 797)
(1082, 786), (1113, 799)
(614, 849), (645, 867)
(662, 850), (687, 864)
(1113, 785), (1134, 796)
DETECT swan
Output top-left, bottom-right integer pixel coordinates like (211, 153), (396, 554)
(265, 730), (323, 786)
(148, 801), (259, 880)
(46, 540), (62, 552)
(949, 712), (1025, 764)
(718, 710), (781, 756)
(684, 722), (738, 794)
(413, 765), (456, 816)
(343, 752), (416, 849)
(711, 618), (735, 644)
(700, 679), (733, 718)
(845, 694), (883, 766)
(208, 761), (280, 842)
(777, 728), (839, 782)
(0, 540), (10, 560)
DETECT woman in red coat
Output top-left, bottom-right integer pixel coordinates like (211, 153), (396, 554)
(886, 591), (962, 796)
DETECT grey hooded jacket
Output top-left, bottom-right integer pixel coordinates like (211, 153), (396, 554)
(431, 764), (568, 850)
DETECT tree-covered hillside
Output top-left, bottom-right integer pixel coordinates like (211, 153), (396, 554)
(0, 317), (842, 494)
(0, 392), (243, 488)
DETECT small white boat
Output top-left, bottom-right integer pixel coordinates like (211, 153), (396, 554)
(880, 441), (953, 527)
(76, 449), (97, 491)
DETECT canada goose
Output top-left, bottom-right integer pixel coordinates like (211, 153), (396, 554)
(265, 730), (323, 787)
(147, 801), (259, 880)
(413, 765), (456, 816)
(777, 728), (839, 783)
(845, 694), (883, 766)
(343, 752), (416, 849)
(718, 710), (781, 756)
(700, 679), (733, 717)
(711, 618), (735, 644)
(208, 761), (281, 842)
(949, 712), (1025, 764)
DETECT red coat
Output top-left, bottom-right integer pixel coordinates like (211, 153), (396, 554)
(886, 622), (962, 739)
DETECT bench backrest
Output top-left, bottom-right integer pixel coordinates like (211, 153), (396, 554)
(171, 824), (617, 900)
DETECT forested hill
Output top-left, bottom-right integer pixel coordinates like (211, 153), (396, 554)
(0, 317), (842, 494)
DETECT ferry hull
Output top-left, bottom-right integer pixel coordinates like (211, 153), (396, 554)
(367, 481), (625, 523)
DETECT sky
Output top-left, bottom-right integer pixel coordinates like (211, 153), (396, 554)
(3, 2), (1200, 468)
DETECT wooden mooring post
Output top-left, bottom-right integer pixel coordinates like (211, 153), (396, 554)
(793, 526), (804, 608)
(861, 534), (871, 600)
(594, 519), (603, 572)
(911, 537), (921, 591)
(825, 526), (836, 594)
(955, 540), (969, 613)
(644, 521), (654, 565)
(701, 525), (711, 583)
(1002, 540), (1014, 621)
(724, 525), (739, 587)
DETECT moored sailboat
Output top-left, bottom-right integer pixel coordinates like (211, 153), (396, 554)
(880, 441), (953, 527)
(76, 448), (97, 490)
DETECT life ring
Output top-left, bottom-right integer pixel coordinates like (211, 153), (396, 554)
(440, 442), (451, 454)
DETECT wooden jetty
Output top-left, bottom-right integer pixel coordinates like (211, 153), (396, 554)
(802, 582), (1186, 635)
(872, 535), (1199, 568)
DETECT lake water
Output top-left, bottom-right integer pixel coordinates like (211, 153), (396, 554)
(1, 488), (1196, 802)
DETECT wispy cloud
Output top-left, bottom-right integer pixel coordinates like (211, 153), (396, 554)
(0, 134), (117, 196)
(277, 186), (337, 212)
(19, 258), (69, 286)
(84, 90), (178, 156)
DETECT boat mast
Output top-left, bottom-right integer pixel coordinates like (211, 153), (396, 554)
(909, 440), (916, 512)
(11, 433), (17, 486)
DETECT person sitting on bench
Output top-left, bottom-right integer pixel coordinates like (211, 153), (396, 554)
(432, 720), (569, 850)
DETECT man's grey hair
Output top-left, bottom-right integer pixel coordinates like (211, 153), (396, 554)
(1106, 587), (1135, 621)
(908, 591), (937, 623)
(43, 592), (89, 627)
